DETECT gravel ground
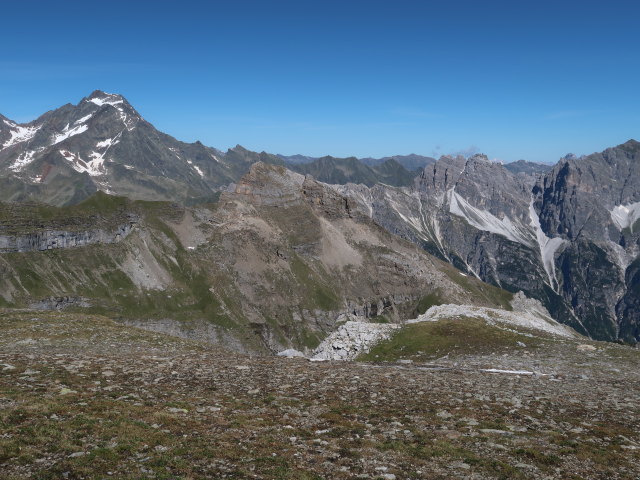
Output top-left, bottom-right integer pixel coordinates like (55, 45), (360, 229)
(1, 310), (639, 479)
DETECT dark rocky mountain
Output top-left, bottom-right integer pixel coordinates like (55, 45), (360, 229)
(279, 153), (436, 172)
(335, 142), (640, 342)
(276, 153), (317, 164)
(360, 153), (437, 171)
(0, 91), (284, 206)
(286, 156), (415, 187)
(504, 159), (553, 176)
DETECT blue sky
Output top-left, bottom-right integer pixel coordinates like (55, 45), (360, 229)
(1, 0), (638, 163)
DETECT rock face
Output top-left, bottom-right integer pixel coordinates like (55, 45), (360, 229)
(533, 140), (640, 340)
(285, 156), (416, 187)
(335, 142), (640, 342)
(0, 193), (138, 252)
(223, 163), (306, 207)
(0, 223), (134, 253)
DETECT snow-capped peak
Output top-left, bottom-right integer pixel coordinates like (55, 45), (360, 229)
(86, 90), (125, 107)
(83, 90), (139, 131)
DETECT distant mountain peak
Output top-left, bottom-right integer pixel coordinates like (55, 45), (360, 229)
(86, 89), (123, 100)
(562, 153), (579, 161)
(231, 144), (249, 153)
(467, 153), (491, 164)
(621, 139), (640, 149)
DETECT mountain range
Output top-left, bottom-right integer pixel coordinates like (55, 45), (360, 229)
(0, 90), (548, 204)
(1, 91), (638, 345)
(335, 142), (640, 342)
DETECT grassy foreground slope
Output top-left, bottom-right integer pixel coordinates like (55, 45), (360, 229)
(1, 311), (639, 479)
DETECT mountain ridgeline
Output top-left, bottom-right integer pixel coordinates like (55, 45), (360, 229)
(1, 91), (639, 344)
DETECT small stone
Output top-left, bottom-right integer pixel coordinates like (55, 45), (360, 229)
(577, 344), (597, 352)
(451, 461), (471, 470)
(167, 407), (188, 414)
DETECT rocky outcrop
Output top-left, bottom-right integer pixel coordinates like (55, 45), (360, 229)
(0, 221), (135, 253)
(311, 319), (400, 360)
(29, 296), (91, 310)
(222, 162), (305, 207)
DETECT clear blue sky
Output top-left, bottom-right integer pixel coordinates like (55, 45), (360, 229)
(1, 0), (638, 163)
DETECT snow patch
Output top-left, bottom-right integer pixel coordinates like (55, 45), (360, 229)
(60, 149), (106, 176)
(448, 188), (533, 246)
(2, 121), (41, 148)
(185, 158), (205, 177)
(88, 94), (137, 130)
(96, 138), (115, 149)
(8, 147), (45, 171)
(52, 123), (88, 145)
(88, 94), (124, 107)
(192, 164), (205, 178)
(611, 202), (640, 233)
(74, 114), (93, 125)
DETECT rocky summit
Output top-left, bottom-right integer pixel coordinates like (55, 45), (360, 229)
(1, 91), (639, 479)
